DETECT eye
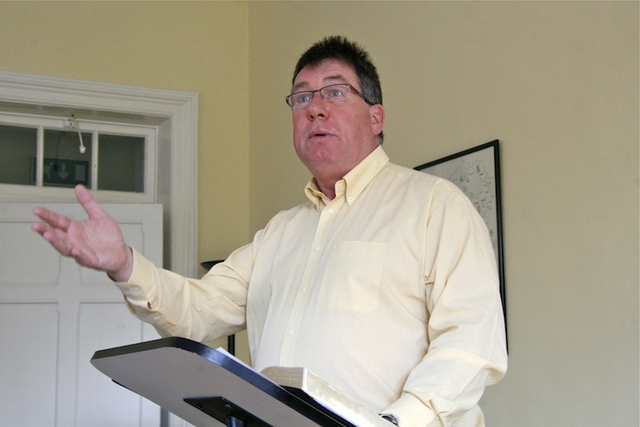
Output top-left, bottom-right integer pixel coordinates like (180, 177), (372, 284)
(295, 93), (312, 105)
(327, 87), (344, 98)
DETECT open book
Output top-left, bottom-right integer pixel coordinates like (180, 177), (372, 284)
(213, 347), (389, 426)
(260, 366), (390, 427)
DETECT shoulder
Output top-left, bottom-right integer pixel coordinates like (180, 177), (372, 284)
(381, 162), (465, 198)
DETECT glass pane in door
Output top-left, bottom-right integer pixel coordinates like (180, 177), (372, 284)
(0, 124), (37, 186)
(98, 134), (145, 193)
(43, 129), (92, 188)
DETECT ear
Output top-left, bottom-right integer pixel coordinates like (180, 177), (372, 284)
(369, 104), (385, 137)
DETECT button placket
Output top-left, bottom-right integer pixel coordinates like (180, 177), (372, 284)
(279, 198), (342, 365)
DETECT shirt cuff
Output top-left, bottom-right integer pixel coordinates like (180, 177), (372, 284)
(112, 249), (162, 322)
(382, 393), (443, 427)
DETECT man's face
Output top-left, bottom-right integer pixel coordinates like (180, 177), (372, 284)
(291, 59), (384, 184)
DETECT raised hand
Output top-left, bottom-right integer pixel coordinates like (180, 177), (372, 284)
(31, 185), (133, 282)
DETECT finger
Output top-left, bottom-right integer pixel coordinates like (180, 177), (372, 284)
(32, 207), (72, 231)
(38, 227), (75, 257)
(75, 185), (107, 220)
(31, 221), (49, 235)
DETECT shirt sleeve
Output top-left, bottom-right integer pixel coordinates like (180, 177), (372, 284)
(383, 181), (508, 426)
(112, 246), (250, 342)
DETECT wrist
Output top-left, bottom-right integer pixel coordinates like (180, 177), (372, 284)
(108, 246), (134, 282)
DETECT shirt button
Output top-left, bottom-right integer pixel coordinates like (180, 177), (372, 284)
(301, 287), (307, 293)
(288, 329), (295, 336)
(348, 196), (354, 203)
(328, 208), (334, 215)
(314, 245), (321, 251)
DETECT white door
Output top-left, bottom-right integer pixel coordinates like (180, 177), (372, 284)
(0, 202), (163, 427)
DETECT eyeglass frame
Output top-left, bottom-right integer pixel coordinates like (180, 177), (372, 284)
(285, 83), (374, 110)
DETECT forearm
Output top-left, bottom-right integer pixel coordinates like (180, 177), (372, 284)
(388, 265), (508, 424)
(113, 248), (247, 342)
(383, 346), (506, 426)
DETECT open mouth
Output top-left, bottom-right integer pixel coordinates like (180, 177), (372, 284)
(309, 130), (331, 139)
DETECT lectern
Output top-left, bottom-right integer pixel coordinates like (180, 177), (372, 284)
(91, 337), (371, 427)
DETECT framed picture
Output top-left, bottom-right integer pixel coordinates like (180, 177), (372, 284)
(415, 140), (506, 328)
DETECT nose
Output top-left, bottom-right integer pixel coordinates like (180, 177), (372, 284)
(306, 91), (328, 119)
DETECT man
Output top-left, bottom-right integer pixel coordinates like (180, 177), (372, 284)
(32, 36), (507, 426)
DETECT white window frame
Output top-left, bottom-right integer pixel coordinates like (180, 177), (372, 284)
(0, 71), (199, 278)
(0, 113), (158, 202)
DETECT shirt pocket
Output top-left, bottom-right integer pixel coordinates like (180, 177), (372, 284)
(318, 241), (388, 314)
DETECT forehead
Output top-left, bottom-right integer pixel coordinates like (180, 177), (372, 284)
(292, 59), (357, 91)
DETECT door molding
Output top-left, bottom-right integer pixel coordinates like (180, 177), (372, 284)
(0, 71), (198, 277)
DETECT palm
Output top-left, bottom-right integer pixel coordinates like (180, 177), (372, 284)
(32, 185), (131, 279)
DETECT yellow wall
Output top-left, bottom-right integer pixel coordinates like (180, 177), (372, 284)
(0, 0), (251, 259)
(248, 2), (638, 426)
(1, 1), (638, 426)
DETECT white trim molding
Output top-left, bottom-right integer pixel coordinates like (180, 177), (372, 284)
(0, 71), (199, 277)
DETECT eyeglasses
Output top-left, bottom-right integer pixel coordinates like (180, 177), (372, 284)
(285, 83), (373, 110)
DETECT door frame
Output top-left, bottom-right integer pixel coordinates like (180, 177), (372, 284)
(0, 71), (198, 277)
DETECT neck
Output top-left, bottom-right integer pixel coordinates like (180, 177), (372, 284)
(308, 143), (380, 200)
(315, 179), (338, 200)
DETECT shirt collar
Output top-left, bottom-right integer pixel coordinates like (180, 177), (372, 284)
(305, 145), (390, 209)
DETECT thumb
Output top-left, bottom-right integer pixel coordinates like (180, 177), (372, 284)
(74, 185), (106, 220)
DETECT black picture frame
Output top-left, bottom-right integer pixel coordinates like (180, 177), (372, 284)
(414, 140), (506, 333)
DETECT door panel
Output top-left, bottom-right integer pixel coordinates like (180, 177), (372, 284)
(0, 203), (163, 427)
(0, 303), (58, 426)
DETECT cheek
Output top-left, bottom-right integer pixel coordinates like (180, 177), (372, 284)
(339, 113), (368, 139)
(292, 114), (307, 138)
(292, 127), (305, 154)
(291, 120), (308, 159)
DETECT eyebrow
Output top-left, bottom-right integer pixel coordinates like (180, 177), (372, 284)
(292, 74), (349, 92)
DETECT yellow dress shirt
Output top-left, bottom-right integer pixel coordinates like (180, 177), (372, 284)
(116, 146), (507, 427)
